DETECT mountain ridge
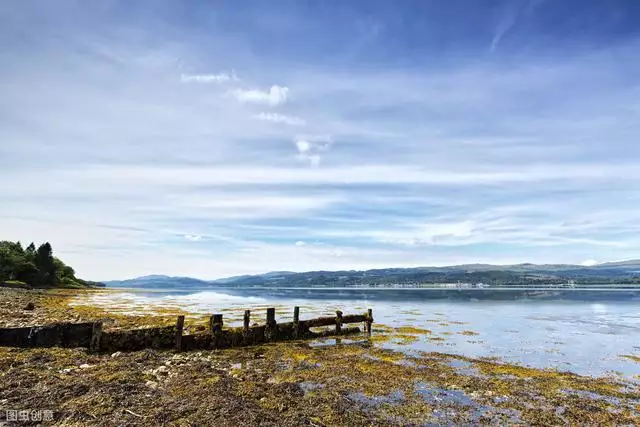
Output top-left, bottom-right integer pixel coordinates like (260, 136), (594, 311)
(103, 260), (640, 288)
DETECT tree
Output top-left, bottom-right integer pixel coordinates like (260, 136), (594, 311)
(25, 242), (36, 258)
(0, 241), (25, 281)
(35, 242), (57, 286)
(0, 240), (94, 288)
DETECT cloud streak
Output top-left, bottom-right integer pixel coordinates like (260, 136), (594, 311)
(254, 112), (305, 125)
(230, 85), (289, 106)
(180, 71), (239, 83)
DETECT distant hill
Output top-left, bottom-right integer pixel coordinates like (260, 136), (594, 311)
(103, 275), (211, 289)
(105, 260), (640, 289)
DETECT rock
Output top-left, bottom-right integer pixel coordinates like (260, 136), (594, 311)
(145, 380), (158, 389)
(23, 302), (35, 311)
(154, 366), (169, 375)
(111, 352), (122, 358)
(230, 363), (242, 370)
(79, 364), (93, 369)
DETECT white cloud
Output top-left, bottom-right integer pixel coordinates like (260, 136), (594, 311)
(254, 112), (305, 126)
(581, 259), (599, 266)
(184, 234), (202, 241)
(231, 85), (289, 106)
(294, 135), (333, 167)
(295, 140), (310, 153)
(180, 71), (239, 83)
(295, 241), (306, 246)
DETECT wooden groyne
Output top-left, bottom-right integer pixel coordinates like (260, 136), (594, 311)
(0, 307), (373, 352)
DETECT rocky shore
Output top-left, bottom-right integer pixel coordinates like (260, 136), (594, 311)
(1, 288), (639, 426)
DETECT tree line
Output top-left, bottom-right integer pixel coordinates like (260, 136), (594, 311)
(0, 241), (98, 288)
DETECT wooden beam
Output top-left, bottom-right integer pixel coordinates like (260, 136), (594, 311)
(303, 314), (367, 328)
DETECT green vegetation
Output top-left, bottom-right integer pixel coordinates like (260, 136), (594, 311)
(0, 240), (101, 288)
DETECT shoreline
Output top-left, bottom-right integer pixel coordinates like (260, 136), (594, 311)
(1, 288), (639, 425)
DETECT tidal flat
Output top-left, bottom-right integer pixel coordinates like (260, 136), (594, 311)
(1, 288), (640, 425)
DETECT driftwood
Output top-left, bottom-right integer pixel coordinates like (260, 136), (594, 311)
(0, 306), (373, 353)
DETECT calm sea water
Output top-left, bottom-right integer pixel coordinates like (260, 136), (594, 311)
(79, 287), (640, 379)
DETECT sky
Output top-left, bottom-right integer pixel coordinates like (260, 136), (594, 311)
(1, 0), (640, 280)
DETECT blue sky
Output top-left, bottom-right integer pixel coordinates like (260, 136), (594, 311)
(1, 1), (640, 279)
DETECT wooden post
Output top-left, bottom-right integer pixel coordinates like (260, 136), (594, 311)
(89, 321), (102, 352)
(266, 308), (276, 326)
(293, 306), (300, 338)
(265, 308), (276, 341)
(243, 310), (251, 332)
(366, 309), (373, 335)
(335, 310), (343, 334)
(210, 314), (223, 349)
(242, 310), (251, 345)
(175, 315), (185, 351)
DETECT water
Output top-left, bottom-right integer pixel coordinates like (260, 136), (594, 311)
(76, 287), (640, 378)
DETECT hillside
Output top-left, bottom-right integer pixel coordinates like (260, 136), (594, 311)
(0, 241), (103, 288)
(209, 262), (640, 288)
(103, 260), (640, 289)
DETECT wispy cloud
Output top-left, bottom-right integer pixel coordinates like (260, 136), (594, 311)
(254, 112), (305, 126)
(184, 234), (203, 241)
(180, 71), (239, 83)
(230, 85), (289, 106)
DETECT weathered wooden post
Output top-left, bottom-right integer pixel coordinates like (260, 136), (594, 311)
(335, 310), (343, 334)
(265, 308), (276, 341)
(365, 309), (373, 335)
(89, 321), (102, 352)
(243, 310), (251, 331)
(175, 315), (185, 351)
(210, 314), (223, 349)
(242, 310), (251, 345)
(293, 306), (300, 338)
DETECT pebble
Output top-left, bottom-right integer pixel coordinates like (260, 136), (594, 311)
(145, 380), (158, 389)
(79, 364), (93, 369)
(111, 352), (122, 358)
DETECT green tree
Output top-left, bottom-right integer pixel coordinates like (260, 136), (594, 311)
(0, 241), (24, 281)
(35, 242), (57, 286)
